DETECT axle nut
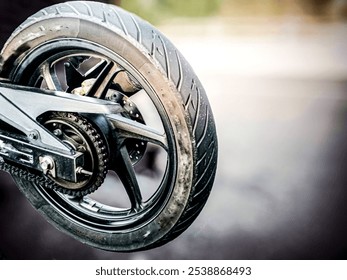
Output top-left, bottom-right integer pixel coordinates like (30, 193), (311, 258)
(39, 156), (55, 176)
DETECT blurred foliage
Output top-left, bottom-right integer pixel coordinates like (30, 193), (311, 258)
(298, 0), (332, 15)
(218, 0), (287, 17)
(117, 0), (347, 22)
(120, 0), (222, 23)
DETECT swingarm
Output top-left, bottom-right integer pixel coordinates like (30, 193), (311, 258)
(0, 82), (121, 182)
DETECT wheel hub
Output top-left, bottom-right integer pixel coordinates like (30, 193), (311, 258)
(42, 112), (109, 196)
(70, 70), (147, 165)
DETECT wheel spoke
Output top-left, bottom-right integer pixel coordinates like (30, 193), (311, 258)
(107, 114), (168, 151)
(116, 145), (143, 211)
(86, 61), (120, 99)
(41, 63), (63, 91)
(33, 76), (44, 88)
(64, 61), (84, 92)
(61, 130), (83, 147)
(85, 60), (108, 79)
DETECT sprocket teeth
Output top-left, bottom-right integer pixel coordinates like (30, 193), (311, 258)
(40, 112), (109, 196)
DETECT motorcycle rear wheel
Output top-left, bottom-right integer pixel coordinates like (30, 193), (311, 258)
(0, 1), (218, 251)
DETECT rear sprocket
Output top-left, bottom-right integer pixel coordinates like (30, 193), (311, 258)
(42, 112), (108, 197)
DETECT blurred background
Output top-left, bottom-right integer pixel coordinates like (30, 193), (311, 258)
(1, 0), (347, 259)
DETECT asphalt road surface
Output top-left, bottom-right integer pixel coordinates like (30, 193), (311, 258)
(1, 18), (347, 259)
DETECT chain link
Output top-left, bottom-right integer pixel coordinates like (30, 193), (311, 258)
(0, 159), (63, 191)
(0, 113), (108, 197)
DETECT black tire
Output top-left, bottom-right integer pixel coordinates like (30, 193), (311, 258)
(0, 1), (218, 251)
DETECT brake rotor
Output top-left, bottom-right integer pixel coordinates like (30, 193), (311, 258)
(69, 70), (147, 165)
(106, 90), (147, 165)
(66, 55), (147, 165)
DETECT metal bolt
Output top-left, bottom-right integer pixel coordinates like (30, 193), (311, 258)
(76, 167), (93, 176)
(29, 131), (39, 140)
(39, 156), (55, 176)
(41, 161), (49, 170)
(53, 129), (62, 137)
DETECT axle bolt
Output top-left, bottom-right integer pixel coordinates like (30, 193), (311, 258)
(39, 156), (55, 177)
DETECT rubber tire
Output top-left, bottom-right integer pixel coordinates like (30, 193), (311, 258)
(0, 1), (218, 251)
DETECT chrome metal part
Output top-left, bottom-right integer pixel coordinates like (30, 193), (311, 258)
(0, 82), (122, 153)
(39, 156), (56, 177)
(0, 139), (33, 165)
(41, 112), (108, 195)
(76, 167), (93, 176)
(0, 132), (83, 182)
